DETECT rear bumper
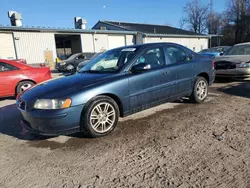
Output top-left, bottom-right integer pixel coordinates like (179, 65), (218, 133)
(209, 70), (216, 85)
(19, 104), (84, 135)
(216, 68), (250, 78)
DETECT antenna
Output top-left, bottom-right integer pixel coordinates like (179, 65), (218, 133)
(208, 0), (213, 34)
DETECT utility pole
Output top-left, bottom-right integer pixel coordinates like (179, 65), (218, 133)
(208, 0), (213, 47)
(208, 0), (213, 34)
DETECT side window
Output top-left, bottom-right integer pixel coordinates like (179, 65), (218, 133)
(76, 55), (85, 60)
(0, 62), (18, 72)
(164, 46), (191, 65)
(133, 47), (165, 69)
(78, 55), (85, 59)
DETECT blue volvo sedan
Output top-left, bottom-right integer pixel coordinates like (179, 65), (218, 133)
(17, 43), (215, 137)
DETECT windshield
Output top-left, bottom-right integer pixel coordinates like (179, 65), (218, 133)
(67, 54), (79, 60)
(225, 44), (250, 55)
(199, 49), (208, 53)
(80, 47), (137, 73)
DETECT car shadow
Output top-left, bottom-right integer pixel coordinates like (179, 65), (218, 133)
(0, 104), (49, 140)
(218, 82), (250, 99)
(214, 77), (250, 83)
(50, 69), (59, 73)
(214, 77), (234, 83)
(0, 97), (16, 101)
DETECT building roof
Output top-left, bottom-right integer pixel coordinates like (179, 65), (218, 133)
(95, 20), (207, 37)
(0, 25), (137, 35)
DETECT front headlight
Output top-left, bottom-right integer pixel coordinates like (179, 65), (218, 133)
(34, 99), (71, 109)
(236, 62), (250, 68)
(60, 62), (66, 65)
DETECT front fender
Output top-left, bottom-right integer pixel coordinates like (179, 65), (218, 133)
(70, 76), (130, 113)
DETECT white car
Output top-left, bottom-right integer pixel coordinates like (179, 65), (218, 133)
(214, 42), (250, 78)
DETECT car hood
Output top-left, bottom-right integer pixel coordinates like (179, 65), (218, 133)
(21, 73), (112, 100)
(61, 59), (74, 63)
(214, 55), (250, 63)
(200, 52), (220, 56)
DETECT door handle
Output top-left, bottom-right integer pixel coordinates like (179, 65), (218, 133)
(163, 70), (169, 75)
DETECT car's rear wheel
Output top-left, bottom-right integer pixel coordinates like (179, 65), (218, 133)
(16, 81), (35, 95)
(190, 76), (208, 103)
(81, 96), (119, 137)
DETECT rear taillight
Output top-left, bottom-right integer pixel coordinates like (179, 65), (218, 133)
(212, 60), (215, 69)
(47, 71), (52, 78)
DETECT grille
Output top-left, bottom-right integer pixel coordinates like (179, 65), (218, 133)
(18, 100), (26, 111)
(215, 61), (236, 70)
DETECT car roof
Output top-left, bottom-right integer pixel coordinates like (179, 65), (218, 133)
(113, 42), (188, 51)
(126, 42), (183, 48)
(211, 46), (230, 48)
(234, 42), (250, 46)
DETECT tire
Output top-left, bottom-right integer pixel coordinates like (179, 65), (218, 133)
(81, 95), (120, 138)
(16, 81), (35, 95)
(190, 76), (208, 103)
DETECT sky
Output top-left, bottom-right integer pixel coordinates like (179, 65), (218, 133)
(0, 0), (228, 29)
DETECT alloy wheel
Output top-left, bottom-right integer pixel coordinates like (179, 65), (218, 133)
(196, 80), (207, 100)
(90, 102), (116, 133)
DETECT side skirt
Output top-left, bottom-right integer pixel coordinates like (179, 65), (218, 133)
(123, 91), (192, 117)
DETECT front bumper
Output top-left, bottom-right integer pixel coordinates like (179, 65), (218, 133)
(19, 104), (84, 136)
(55, 63), (67, 72)
(216, 68), (250, 78)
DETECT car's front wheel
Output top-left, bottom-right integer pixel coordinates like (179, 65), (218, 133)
(190, 76), (208, 103)
(81, 96), (119, 137)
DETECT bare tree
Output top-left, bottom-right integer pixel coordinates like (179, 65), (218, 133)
(179, 18), (185, 29)
(227, 0), (250, 43)
(180, 0), (209, 34)
(207, 12), (222, 34)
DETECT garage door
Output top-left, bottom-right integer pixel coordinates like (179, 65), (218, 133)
(108, 35), (125, 50)
(0, 33), (16, 59)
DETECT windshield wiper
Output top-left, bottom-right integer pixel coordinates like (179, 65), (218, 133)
(79, 70), (102, 74)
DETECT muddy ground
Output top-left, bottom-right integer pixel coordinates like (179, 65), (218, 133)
(0, 80), (250, 188)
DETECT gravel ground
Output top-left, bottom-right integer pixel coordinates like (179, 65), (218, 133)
(0, 80), (250, 188)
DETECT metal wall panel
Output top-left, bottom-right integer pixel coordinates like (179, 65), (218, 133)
(144, 37), (209, 52)
(81, 34), (94, 52)
(94, 34), (109, 52)
(125, 35), (135, 45)
(108, 35), (125, 50)
(0, 33), (16, 59)
(13, 32), (57, 65)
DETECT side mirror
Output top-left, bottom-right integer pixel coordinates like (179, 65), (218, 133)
(131, 63), (151, 73)
(219, 52), (224, 56)
(185, 55), (193, 61)
(179, 55), (192, 61)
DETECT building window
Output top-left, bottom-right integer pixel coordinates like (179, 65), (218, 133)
(100, 26), (106, 30)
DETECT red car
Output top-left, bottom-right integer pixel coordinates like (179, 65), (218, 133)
(0, 59), (52, 98)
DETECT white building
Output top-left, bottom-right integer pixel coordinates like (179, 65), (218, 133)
(0, 26), (136, 67)
(0, 20), (209, 67)
(93, 20), (209, 52)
